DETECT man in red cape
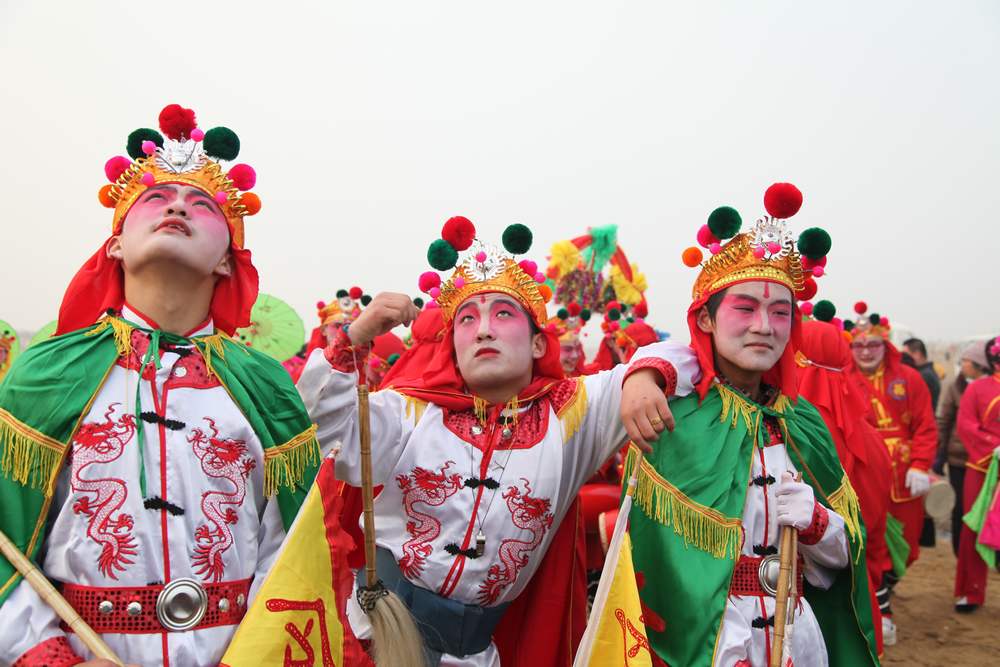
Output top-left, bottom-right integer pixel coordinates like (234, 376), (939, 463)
(846, 307), (936, 644)
(798, 318), (892, 654)
(296, 218), (696, 666)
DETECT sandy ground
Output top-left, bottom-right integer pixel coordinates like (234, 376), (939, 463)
(881, 536), (999, 665)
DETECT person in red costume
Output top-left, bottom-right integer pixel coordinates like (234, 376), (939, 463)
(845, 305), (937, 643)
(953, 335), (1000, 613)
(797, 313), (893, 654)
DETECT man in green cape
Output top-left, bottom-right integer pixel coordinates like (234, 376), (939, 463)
(0, 105), (319, 666)
(619, 183), (878, 667)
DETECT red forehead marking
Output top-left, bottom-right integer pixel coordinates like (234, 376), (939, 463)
(479, 295), (487, 304)
(763, 283), (770, 298)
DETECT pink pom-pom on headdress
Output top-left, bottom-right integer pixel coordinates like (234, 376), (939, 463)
(141, 140), (157, 156)
(190, 128), (205, 142)
(140, 172), (155, 186)
(454, 277), (466, 289)
(519, 259), (538, 276)
(214, 191), (229, 204)
(799, 301), (814, 316)
(697, 224), (720, 249)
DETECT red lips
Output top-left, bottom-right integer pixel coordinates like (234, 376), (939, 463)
(475, 347), (500, 358)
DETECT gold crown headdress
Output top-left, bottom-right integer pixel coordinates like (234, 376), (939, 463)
(316, 287), (370, 326)
(97, 104), (261, 248)
(843, 301), (891, 339)
(681, 183), (832, 304)
(417, 216), (552, 324)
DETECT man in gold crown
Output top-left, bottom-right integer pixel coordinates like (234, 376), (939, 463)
(296, 216), (698, 666)
(843, 304), (936, 643)
(618, 184), (877, 666)
(0, 105), (325, 666)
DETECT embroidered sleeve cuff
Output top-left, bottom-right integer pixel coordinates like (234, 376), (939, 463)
(323, 329), (370, 373)
(14, 637), (84, 667)
(797, 502), (830, 545)
(624, 358), (678, 396)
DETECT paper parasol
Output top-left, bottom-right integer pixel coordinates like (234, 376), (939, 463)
(28, 320), (57, 348)
(236, 293), (305, 362)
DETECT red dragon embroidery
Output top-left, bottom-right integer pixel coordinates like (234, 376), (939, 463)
(188, 417), (256, 582)
(71, 403), (139, 579)
(395, 461), (463, 578)
(477, 478), (554, 605)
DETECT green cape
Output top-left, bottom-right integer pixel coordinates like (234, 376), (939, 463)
(625, 383), (878, 667)
(0, 316), (321, 606)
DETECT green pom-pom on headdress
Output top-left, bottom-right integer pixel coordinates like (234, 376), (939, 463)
(707, 206), (742, 239)
(868, 313), (881, 326)
(844, 320), (855, 332)
(387, 353), (401, 365)
(556, 307), (569, 320)
(126, 128), (164, 160)
(797, 227), (832, 260)
(427, 239), (459, 271)
(413, 297), (425, 308)
(360, 294), (373, 306)
(203, 127), (240, 161)
(580, 308), (592, 322)
(502, 223), (533, 254)
(336, 289), (349, 298)
(813, 300), (836, 322)
(608, 309), (621, 321)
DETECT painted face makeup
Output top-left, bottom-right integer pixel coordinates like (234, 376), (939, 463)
(114, 184), (231, 277)
(706, 281), (793, 373)
(560, 342), (581, 373)
(851, 334), (886, 374)
(453, 293), (541, 395)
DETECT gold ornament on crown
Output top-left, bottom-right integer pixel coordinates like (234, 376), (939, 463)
(691, 230), (805, 302)
(108, 156), (249, 247)
(437, 257), (549, 325)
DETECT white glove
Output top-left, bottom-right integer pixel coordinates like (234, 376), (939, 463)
(905, 468), (931, 496)
(774, 471), (816, 531)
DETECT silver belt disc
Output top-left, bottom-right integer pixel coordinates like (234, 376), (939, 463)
(156, 578), (208, 631)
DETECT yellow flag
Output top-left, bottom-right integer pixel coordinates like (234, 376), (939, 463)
(221, 459), (364, 666)
(586, 532), (654, 667)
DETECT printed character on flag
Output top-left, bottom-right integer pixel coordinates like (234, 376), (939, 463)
(221, 458), (369, 666)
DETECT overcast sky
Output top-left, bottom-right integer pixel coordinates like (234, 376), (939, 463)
(2, 1), (997, 344)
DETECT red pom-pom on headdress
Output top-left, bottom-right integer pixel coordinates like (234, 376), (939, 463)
(633, 300), (649, 318)
(854, 301), (868, 315)
(763, 182), (803, 219)
(349, 286), (363, 300)
(795, 277), (818, 301)
(158, 104), (197, 141)
(441, 216), (476, 251)
(228, 164), (256, 191)
(567, 302), (582, 316)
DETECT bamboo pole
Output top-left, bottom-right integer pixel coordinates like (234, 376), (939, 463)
(0, 528), (122, 665)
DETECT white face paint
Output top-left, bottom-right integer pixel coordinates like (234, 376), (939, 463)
(851, 334), (886, 374)
(698, 281), (794, 373)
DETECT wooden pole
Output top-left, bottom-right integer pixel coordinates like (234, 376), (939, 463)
(770, 472), (802, 667)
(357, 384), (377, 587)
(0, 528), (122, 665)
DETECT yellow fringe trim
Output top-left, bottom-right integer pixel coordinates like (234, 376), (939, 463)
(624, 445), (742, 560)
(404, 396), (428, 424)
(828, 474), (864, 562)
(557, 378), (588, 443)
(193, 332), (246, 379)
(473, 396), (489, 425)
(263, 425), (321, 497)
(85, 317), (134, 358)
(0, 409), (67, 496)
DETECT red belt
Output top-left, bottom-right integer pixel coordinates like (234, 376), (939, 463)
(729, 555), (804, 598)
(60, 577), (252, 635)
